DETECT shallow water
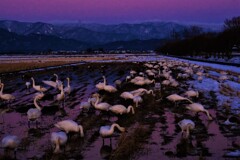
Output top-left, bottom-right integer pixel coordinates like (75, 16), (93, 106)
(0, 61), (239, 160)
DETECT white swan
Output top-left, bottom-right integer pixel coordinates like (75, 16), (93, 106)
(186, 103), (213, 120)
(31, 77), (47, 92)
(54, 73), (63, 90)
(64, 77), (71, 95)
(103, 76), (117, 92)
(1, 135), (20, 158)
(166, 94), (193, 105)
(0, 83), (15, 103)
(96, 76), (106, 90)
(99, 123), (125, 138)
(51, 131), (68, 153)
(55, 119), (84, 137)
(178, 119), (195, 138)
(120, 92), (134, 100)
(130, 88), (154, 96)
(93, 95), (111, 111)
(184, 90), (199, 98)
(56, 84), (65, 107)
(27, 96), (43, 127)
(109, 105), (135, 115)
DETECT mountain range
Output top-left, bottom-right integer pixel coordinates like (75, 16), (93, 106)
(0, 20), (223, 52)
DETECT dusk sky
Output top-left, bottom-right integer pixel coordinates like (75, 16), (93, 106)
(0, 0), (240, 24)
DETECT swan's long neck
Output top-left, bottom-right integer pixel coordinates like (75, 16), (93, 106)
(186, 125), (190, 138)
(54, 139), (60, 153)
(54, 74), (59, 81)
(147, 90), (154, 95)
(31, 78), (35, 87)
(103, 76), (106, 85)
(79, 125), (84, 137)
(111, 123), (125, 133)
(184, 98), (193, 104)
(127, 105), (135, 114)
(204, 109), (212, 120)
(34, 97), (42, 110)
(94, 96), (100, 107)
(0, 83), (3, 95)
(67, 78), (70, 87)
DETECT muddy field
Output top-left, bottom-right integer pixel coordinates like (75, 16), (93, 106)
(0, 59), (240, 160)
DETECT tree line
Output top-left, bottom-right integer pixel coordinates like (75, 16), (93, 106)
(156, 16), (240, 58)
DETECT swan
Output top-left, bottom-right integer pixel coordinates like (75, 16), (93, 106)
(80, 98), (92, 111)
(120, 92), (134, 100)
(56, 84), (65, 107)
(55, 119), (84, 137)
(166, 94), (193, 105)
(54, 73), (63, 90)
(93, 95), (111, 111)
(51, 131), (68, 153)
(0, 83), (15, 103)
(99, 123), (125, 138)
(31, 77), (47, 92)
(96, 76), (106, 90)
(133, 96), (143, 107)
(42, 73), (62, 89)
(64, 77), (71, 95)
(184, 90), (199, 98)
(186, 103), (213, 120)
(102, 76), (117, 92)
(1, 135), (20, 158)
(130, 88), (154, 96)
(109, 105), (135, 115)
(27, 96), (42, 128)
(178, 119), (195, 138)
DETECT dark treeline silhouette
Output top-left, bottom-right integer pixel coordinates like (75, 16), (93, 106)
(157, 16), (240, 58)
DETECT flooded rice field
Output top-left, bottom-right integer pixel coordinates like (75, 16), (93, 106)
(0, 58), (240, 160)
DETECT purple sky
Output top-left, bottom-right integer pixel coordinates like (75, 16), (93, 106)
(0, 0), (240, 24)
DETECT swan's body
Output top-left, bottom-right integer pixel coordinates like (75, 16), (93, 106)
(31, 77), (47, 92)
(2, 135), (20, 157)
(166, 94), (193, 104)
(42, 80), (57, 88)
(64, 78), (71, 95)
(120, 92), (134, 100)
(0, 83), (15, 102)
(99, 123), (125, 138)
(109, 105), (135, 115)
(186, 103), (213, 120)
(93, 96), (111, 111)
(80, 98), (92, 111)
(178, 119), (195, 138)
(55, 119), (84, 137)
(51, 131), (68, 153)
(184, 90), (199, 98)
(130, 88), (154, 96)
(104, 85), (117, 92)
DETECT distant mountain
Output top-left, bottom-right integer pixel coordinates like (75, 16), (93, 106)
(0, 28), (88, 52)
(0, 20), (223, 43)
(96, 39), (167, 50)
(0, 20), (223, 52)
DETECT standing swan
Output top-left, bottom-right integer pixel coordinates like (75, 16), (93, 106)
(0, 83), (15, 104)
(109, 105), (135, 115)
(31, 77), (47, 92)
(186, 103), (213, 120)
(103, 76), (117, 93)
(99, 123), (125, 138)
(1, 135), (20, 158)
(55, 119), (84, 137)
(178, 119), (195, 138)
(56, 84), (65, 108)
(51, 131), (68, 153)
(27, 95), (43, 128)
(64, 77), (71, 95)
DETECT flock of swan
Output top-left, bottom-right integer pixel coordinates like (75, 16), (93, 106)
(0, 58), (238, 158)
